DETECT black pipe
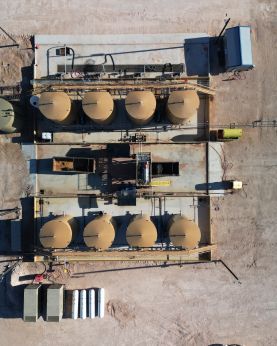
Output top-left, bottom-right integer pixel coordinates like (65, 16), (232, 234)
(68, 47), (75, 72)
(216, 18), (231, 43)
(0, 26), (19, 46)
(104, 54), (115, 71)
(216, 259), (241, 283)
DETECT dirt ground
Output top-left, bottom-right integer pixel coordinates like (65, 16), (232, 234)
(0, 0), (277, 345)
(0, 143), (28, 213)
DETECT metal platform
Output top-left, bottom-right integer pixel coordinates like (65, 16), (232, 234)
(34, 33), (210, 79)
(22, 142), (224, 196)
(31, 33), (213, 143)
(33, 195), (215, 262)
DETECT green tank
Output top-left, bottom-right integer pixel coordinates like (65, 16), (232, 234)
(0, 98), (22, 133)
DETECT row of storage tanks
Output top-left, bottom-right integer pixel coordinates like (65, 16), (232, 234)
(37, 90), (200, 126)
(39, 213), (201, 250)
(0, 90), (200, 132)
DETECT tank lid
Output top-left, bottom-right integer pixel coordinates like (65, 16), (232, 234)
(40, 219), (73, 248)
(82, 92), (114, 122)
(39, 92), (71, 121)
(84, 215), (115, 250)
(126, 215), (157, 247)
(169, 216), (201, 249)
(167, 90), (199, 120)
(125, 91), (156, 122)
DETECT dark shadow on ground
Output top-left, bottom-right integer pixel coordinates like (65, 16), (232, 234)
(195, 181), (232, 191)
(21, 197), (35, 256)
(12, 38), (35, 143)
(0, 272), (24, 318)
(209, 37), (226, 75)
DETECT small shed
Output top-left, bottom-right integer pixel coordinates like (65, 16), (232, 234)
(23, 284), (41, 322)
(46, 284), (64, 322)
(224, 26), (254, 72)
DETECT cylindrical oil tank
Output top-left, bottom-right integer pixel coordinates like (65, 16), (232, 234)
(218, 128), (243, 140)
(38, 92), (75, 124)
(39, 215), (78, 249)
(88, 289), (95, 319)
(82, 91), (114, 124)
(98, 288), (105, 318)
(80, 289), (87, 320)
(168, 215), (201, 249)
(125, 91), (156, 125)
(72, 290), (79, 320)
(126, 214), (157, 247)
(83, 214), (116, 250)
(166, 90), (200, 124)
(0, 98), (22, 133)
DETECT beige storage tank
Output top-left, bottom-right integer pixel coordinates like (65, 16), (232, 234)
(83, 214), (116, 250)
(82, 91), (114, 124)
(126, 214), (157, 247)
(0, 98), (22, 133)
(168, 215), (201, 249)
(125, 91), (156, 125)
(166, 90), (200, 124)
(39, 215), (78, 249)
(38, 92), (75, 124)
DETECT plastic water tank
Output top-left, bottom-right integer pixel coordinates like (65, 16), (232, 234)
(88, 289), (95, 319)
(80, 289), (87, 319)
(98, 288), (105, 318)
(71, 290), (79, 320)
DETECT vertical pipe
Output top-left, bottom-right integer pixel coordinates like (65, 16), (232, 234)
(64, 44), (67, 74)
(88, 289), (95, 319)
(80, 289), (87, 320)
(216, 17), (231, 43)
(72, 290), (79, 320)
(98, 288), (105, 318)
